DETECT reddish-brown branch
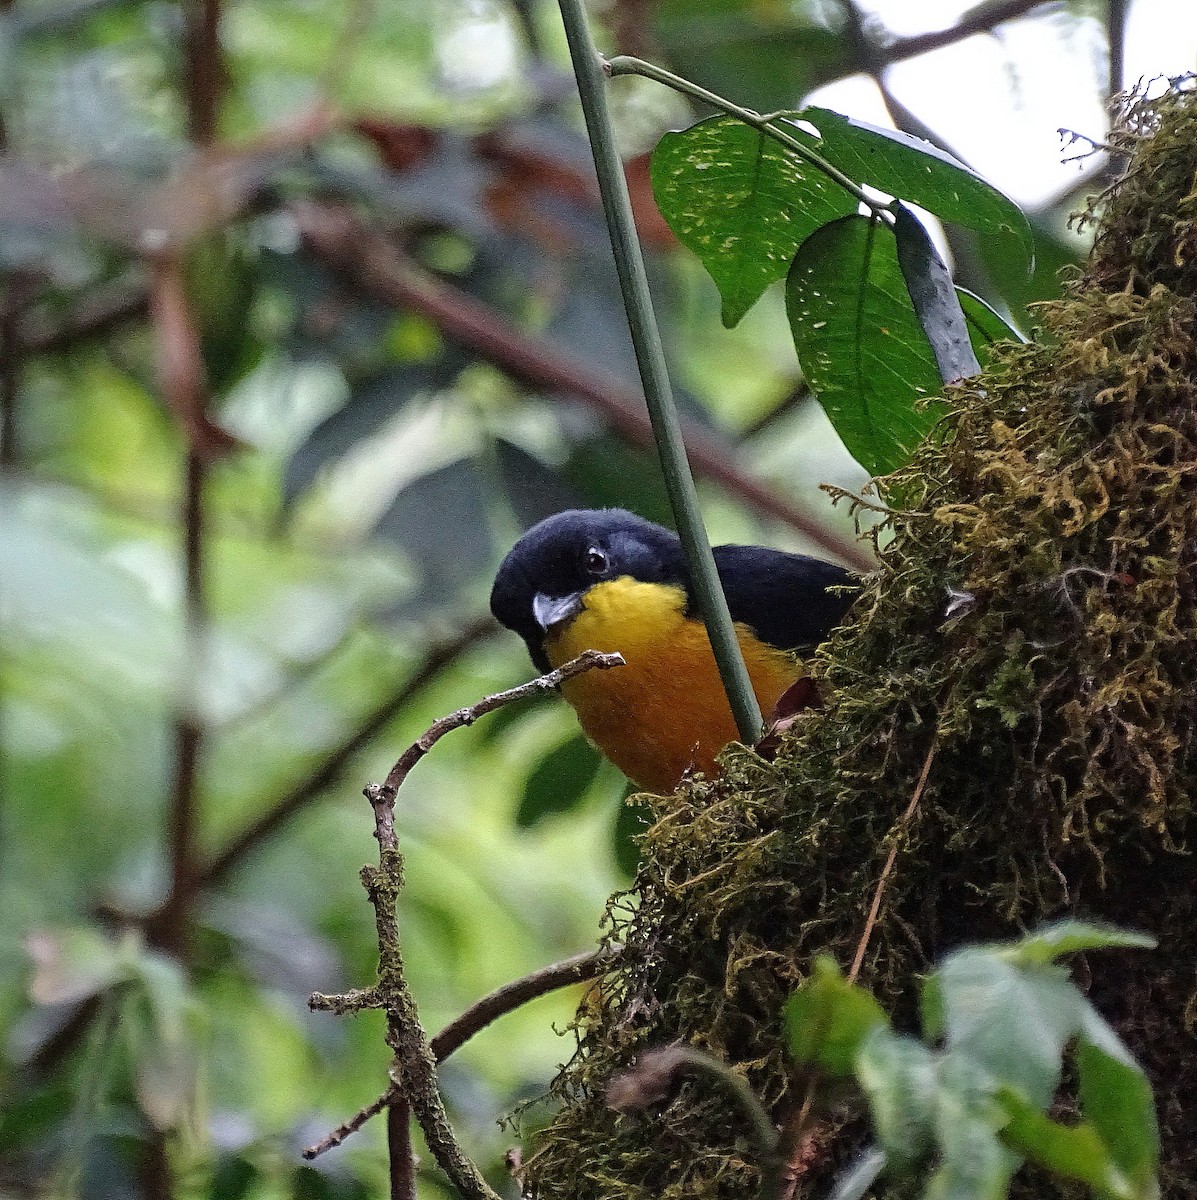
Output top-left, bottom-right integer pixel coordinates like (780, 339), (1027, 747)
(293, 201), (874, 572)
(185, 0), (224, 146)
(199, 616), (496, 890)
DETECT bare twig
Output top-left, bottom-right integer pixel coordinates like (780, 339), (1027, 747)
(883, 0), (1056, 65)
(305, 945), (614, 1160)
(303, 1088), (395, 1159)
(429, 947), (614, 1062)
(848, 742), (936, 983)
(18, 277), (150, 354)
(365, 649), (624, 851)
(1106, 0), (1128, 103)
(199, 616), (497, 889)
(310, 654), (623, 1199)
(293, 201), (873, 573)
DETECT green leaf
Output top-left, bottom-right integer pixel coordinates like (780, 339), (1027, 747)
(651, 115), (857, 327)
(1077, 1009), (1160, 1197)
(783, 956), (889, 1076)
(926, 1054), (1019, 1200)
(999, 920), (1157, 968)
(920, 973), (945, 1042)
(515, 734), (603, 828)
(790, 107), (1032, 262)
(827, 1147), (887, 1200)
(854, 1026), (937, 1171)
(786, 214), (947, 474)
(934, 948), (1082, 1109)
(957, 288), (1026, 364)
(996, 1085), (1136, 1199)
(892, 202), (980, 384)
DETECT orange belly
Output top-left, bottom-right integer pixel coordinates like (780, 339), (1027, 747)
(544, 577), (801, 793)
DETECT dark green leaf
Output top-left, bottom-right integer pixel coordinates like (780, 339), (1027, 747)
(612, 793), (653, 878)
(920, 973), (945, 1042)
(515, 734), (603, 828)
(854, 1026), (936, 1171)
(1077, 1009), (1160, 1195)
(935, 948), (1082, 1109)
(893, 202), (980, 384)
(791, 107), (1032, 262)
(957, 287), (1026, 364)
(996, 1086), (1133, 1197)
(783, 956), (888, 1076)
(786, 214), (947, 474)
(652, 115), (857, 326)
(1000, 920), (1157, 968)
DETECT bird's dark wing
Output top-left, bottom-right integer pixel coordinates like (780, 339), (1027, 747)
(710, 545), (857, 653)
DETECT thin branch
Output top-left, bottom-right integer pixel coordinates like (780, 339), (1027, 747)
(18, 277), (149, 355)
(366, 649), (624, 850)
(605, 56), (888, 221)
(848, 742), (936, 983)
(306, 946), (614, 1160)
(387, 1091), (416, 1200)
(184, 0), (223, 146)
(199, 616), (496, 890)
(365, 847), (500, 1200)
(304, 1089), (395, 1160)
(1106, 0), (1127, 104)
(429, 947), (613, 1062)
(882, 0), (1057, 65)
(293, 201), (873, 572)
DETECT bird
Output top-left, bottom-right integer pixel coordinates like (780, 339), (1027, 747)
(489, 508), (857, 793)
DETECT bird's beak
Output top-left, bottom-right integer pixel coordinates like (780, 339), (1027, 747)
(533, 590), (585, 632)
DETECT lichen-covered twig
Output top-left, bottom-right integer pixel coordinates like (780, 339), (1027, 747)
(309, 651), (624, 1198)
(304, 946), (615, 1160)
(365, 648), (624, 851)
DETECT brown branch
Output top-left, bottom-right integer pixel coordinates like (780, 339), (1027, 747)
(306, 946), (614, 1160)
(184, 0), (224, 146)
(387, 1091), (416, 1200)
(429, 947), (614, 1062)
(199, 616), (497, 890)
(365, 649), (625, 850)
(304, 1088), (395, 1159)
(18, 277), (149, 355)
(1106, 0), (1128, 103)
(848, 741), (936, 983)
(882, 0), (1056, 65)
(292, 201), (874, 573)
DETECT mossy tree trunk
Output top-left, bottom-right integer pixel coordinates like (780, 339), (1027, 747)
(526, 84), (1197, 1200)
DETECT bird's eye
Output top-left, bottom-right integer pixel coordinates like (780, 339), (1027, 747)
(583, 545), (608, 575)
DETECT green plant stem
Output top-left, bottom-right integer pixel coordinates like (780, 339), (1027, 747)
(556, 0), (763, 743)
(605, 55), (890, 222)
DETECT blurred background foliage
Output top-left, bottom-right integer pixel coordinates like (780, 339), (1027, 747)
(0, 0), (1190, 1197)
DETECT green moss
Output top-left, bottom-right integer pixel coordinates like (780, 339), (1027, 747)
(527, 81), (1197, 1200)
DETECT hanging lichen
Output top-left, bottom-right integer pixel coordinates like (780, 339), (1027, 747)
(525, 81), (1197, 1200)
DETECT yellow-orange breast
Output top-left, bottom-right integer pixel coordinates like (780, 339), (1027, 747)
(543, 576), (802, 793)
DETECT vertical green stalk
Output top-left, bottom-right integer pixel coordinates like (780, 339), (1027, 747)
(555, 0), (763, 743)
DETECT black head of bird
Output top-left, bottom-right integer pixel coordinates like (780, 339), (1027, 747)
(490, 508), (855, 793)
